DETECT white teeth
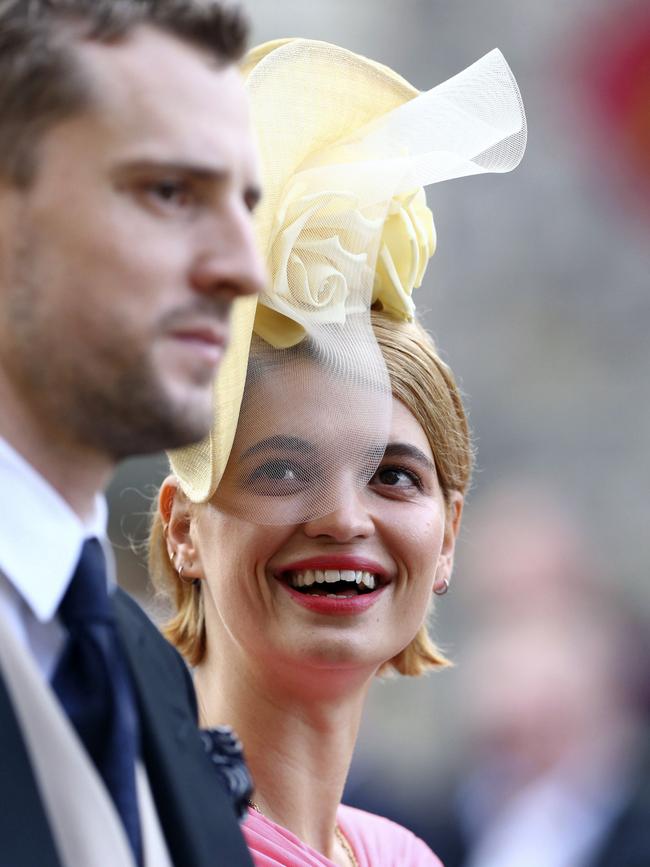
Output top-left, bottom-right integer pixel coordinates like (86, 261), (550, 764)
(286, 568), (379, 589)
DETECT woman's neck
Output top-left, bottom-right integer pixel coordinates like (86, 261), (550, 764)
(195, 647), (374, 859)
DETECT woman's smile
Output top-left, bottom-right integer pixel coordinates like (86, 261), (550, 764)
(279, 580), (388, 614)
(271, 554), (391, 614)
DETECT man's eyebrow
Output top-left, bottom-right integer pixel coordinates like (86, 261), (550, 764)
(115, 159), (231, 180)
(381, 442), (436, 472)
(240, 435), (316, 460)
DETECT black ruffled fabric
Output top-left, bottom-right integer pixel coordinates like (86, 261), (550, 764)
(199, 725), (254, 821)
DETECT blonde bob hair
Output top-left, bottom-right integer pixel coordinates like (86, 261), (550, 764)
(149, 310), (473, 676)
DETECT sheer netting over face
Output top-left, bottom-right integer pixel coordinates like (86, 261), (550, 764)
(213, 334), (390, 524)
(168, 43), (526, 525)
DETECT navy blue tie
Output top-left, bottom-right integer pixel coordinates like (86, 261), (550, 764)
(52, 538), (143, 866)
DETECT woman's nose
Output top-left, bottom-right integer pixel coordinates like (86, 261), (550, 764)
(302, 483), (374, 542)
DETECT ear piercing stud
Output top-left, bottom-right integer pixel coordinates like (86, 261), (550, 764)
(434, 576), (450, 596)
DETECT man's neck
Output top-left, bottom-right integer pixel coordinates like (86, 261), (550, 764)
(0, 379), (112, 522)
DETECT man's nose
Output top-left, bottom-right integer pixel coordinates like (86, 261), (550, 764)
(190, 199), (266, 300)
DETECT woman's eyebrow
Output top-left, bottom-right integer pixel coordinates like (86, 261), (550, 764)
(240, 435), (315, 460)
(382, 442), (436, 472)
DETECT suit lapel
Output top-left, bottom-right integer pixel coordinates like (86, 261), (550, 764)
(0, 674), (62, 867)
(113, 589), (253, 867)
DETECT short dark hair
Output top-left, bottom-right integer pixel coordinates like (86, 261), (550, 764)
(0, 0), (249, 185)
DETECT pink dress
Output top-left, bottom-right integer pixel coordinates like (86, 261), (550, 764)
(243, 804), (443, 866)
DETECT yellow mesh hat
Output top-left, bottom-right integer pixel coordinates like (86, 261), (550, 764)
(169, 39), (526, 511)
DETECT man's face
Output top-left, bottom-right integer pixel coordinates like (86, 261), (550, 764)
(0, 26), (265, 459)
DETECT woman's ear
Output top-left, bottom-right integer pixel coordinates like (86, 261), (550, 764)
(433, 492), (464, 595)
(159, 475), (205, 582)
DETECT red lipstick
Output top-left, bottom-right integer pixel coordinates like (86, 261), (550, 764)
(273, 555), (391, 616)
(275, 556), (389, 578)
(279, 581), (387, 615)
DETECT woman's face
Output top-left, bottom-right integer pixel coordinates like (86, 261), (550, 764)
(181, 370), (461, 678)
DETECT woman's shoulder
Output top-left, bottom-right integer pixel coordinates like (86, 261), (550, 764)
(337, 804), (443, 866)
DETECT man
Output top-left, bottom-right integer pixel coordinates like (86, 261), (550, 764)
(0, 1), (265, 865)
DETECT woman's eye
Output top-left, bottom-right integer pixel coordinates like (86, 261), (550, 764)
(371, 465), (421, 490)
(246, 459), (309, 495)
(256, 461), (299, 481)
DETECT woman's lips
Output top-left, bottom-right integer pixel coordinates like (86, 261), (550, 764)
(274, 556), (390, 579)
(278, 580), (387, 615)
(273, 555), (391, 615)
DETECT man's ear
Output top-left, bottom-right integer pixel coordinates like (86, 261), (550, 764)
(159, 475), (204, 581)
(433, 492), (464, 594)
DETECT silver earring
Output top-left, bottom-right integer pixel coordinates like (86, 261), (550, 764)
(434, 576), (450, 596)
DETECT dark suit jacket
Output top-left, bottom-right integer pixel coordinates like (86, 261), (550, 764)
(0, 588), (253, 867)
(589, 728), (650, 867)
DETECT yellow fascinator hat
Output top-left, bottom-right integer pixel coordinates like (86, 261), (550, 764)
(169, 39), (526, 507)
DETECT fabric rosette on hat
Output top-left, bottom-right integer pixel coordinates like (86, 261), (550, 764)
(169, 38), (526, 525)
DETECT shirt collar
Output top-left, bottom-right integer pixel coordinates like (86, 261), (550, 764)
(0, 437), (114, 623)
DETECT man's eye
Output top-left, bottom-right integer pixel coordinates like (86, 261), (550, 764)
(146, 179), (193, 208)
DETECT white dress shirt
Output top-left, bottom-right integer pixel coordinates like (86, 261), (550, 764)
(0, 439), (174, 867)
(0, 436), (116, 679)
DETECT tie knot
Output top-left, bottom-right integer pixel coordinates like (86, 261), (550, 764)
(58, 538), (112, 626)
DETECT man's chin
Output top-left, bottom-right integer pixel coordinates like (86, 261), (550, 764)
(101, 387), (215, 460)
(175, 376), (216, 422)
(152, 391), (214, 451)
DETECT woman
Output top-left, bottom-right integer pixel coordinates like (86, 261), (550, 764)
(149, 39), (526, 866)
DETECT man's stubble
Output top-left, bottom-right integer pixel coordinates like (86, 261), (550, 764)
(0, 228), (216, 460)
